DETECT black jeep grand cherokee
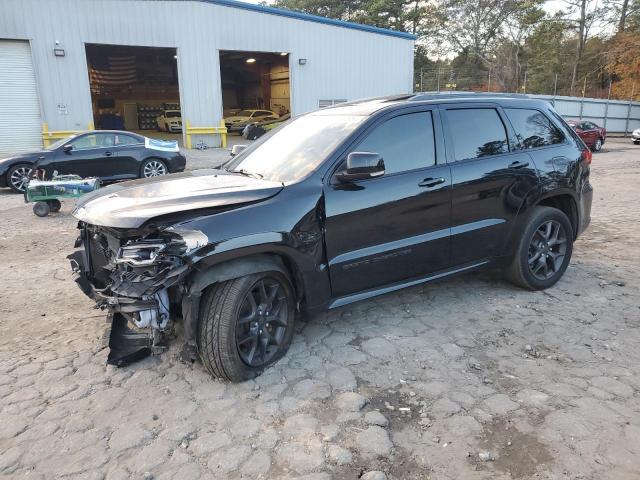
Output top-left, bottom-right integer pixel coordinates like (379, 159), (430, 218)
(70, 94), (593, 382)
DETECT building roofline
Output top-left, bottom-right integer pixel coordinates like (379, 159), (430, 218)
(199, 0), (417, 40)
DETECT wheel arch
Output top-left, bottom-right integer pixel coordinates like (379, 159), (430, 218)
(536, 192), (579, 239)
(190, 253), (304, 300)
(139, 156), (168, 175)
(179, 252), (307, 361)
(501, 190), (579, 261)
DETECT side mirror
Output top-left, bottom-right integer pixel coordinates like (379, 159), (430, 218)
(230, 144), (247, 157)
(63, 144), (73, 153)
(336, 152), (385, 182)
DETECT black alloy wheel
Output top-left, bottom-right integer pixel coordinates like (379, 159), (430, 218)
(504, 206), (574, 290)
(197, 270), (295, 382)
(236, 277), (289, 367)
(527, 220), (568, 281)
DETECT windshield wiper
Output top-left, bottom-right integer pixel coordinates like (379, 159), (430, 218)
(228, 168), (263, 179)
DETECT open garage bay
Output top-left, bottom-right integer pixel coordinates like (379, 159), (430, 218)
(0, 139), (638, 479)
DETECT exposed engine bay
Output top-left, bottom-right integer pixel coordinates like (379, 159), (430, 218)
(69, 222), (206, 366)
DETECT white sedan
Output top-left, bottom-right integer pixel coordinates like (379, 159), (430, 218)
(156, 110), (182, 133)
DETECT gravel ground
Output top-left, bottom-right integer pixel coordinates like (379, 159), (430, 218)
(0, 139), (639, 480)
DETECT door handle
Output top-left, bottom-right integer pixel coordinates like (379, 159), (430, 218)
(105, 151), (113, 157)
(418, 177), (446, 188)
(509, 160), (529, 169)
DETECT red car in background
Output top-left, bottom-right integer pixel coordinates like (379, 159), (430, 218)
(566, 120), (606, 152)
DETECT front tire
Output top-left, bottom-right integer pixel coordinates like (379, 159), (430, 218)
(593, 138), (603, 151)
(504, 206), (574, 290)
(7, 163), (32, 193)
(197, 271), (295, 382)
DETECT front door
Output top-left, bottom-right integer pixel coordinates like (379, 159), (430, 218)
(324, 109), (452, 298)
(442, 105), (539, 265)
(54, 132), (117, 179)
(112, 132), (145, 179)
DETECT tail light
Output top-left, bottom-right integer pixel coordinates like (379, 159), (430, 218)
(581, 147), (592, 165)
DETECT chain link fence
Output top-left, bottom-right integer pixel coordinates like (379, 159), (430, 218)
(413, 67), (640, 134)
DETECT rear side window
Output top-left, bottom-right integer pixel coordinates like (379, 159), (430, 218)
(354, 112), (436, 174)
(115, 134), (141, 146)
(505, 108), (564, 149)
(446, 109), (508, 161)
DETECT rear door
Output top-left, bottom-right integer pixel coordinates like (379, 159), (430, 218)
(324, 108), (452, 297)
(442, 104), (538, 265)
(503, 106), (575, 190)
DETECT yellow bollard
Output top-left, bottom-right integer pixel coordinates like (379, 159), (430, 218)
(185, 121), (192, 149)
(42, 123), (50, 147)
(220, 119), (227, 149)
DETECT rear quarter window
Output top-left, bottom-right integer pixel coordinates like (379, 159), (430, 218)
(505, 108), (565, 149)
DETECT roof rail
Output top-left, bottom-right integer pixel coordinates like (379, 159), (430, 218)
(409, 91), (532, 102)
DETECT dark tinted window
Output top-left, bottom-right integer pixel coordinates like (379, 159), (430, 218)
(505, 108), (564, 149)
(355, 112), (435, 174)
(446, 109), (508, 161)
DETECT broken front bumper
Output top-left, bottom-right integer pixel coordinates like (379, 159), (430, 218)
(69, 242), (173, 367)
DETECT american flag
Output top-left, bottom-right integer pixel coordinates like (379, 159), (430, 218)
(89, 55), (137, 89)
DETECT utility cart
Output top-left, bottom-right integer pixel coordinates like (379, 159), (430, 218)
(25, 175), (101, 217)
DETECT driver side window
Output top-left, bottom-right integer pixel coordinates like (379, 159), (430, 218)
(353, 112), (436, 175)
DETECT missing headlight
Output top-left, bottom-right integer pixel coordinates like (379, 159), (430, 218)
(116, 242), (166, 266)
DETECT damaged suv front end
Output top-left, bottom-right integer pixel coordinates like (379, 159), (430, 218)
(71, 223), (207, 365)
(68, 109), (370, 382)
(69, 169), (288, 367)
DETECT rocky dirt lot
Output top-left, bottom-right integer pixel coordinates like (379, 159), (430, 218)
(0, 139), (639, 480)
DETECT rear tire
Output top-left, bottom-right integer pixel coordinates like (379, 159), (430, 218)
(504, 206), (573, 290)
(197, 270), (295, 382)
(140, 159), (167, 178)
(48, 199), (61, 212)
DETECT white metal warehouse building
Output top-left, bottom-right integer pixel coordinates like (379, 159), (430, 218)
(0, 0), (415, 154)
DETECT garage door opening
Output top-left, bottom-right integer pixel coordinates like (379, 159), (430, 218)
(220, 50), (290, 135)
(85, 44), (182, 140)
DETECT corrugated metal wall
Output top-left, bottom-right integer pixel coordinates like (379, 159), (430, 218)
(0, 40), (43, 154)
(537, 95), (640, 134)
(0, 0), (414, 147)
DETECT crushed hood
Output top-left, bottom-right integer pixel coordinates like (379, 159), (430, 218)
(72, 169), (284, 229)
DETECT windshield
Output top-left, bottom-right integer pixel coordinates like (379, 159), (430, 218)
(236, 110), (254, 117)
(166, 111), (181, 118)
(46, 135), (78, 151)
(225, 114), (366, 183)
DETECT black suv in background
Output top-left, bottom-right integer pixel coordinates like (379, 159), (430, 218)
(70, 94), (593, 382)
